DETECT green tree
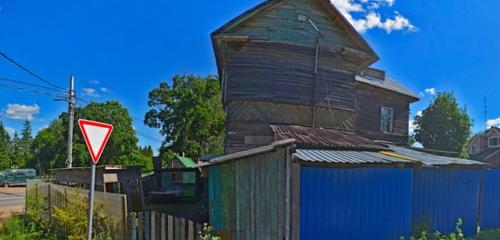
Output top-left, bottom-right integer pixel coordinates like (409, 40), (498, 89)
(31, 101), (154, 172)
(414, 92), (472, 153)
(31, 119), (66, 174)
(9, 132), (23, 168)
(64, 101), (150, 167)
(19, 120), (34, 168)
(0, 122), (11, 169)
(145, 75), (225, 160)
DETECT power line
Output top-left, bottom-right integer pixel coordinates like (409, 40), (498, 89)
(0, 77), (66, 93)
(136, 130), (163, 143)
(0, 50), (67, 91)
(0, 82), (65, 98)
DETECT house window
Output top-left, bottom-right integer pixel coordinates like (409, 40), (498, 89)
(380, 106), (394, 133)
(489, 137), (500, 148)
(471, 146), (476, 154)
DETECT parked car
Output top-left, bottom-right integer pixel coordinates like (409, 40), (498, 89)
(0, 169), (37, 187)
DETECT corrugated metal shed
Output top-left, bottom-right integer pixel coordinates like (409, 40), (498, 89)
(295, 149), (415, 164)
(300, 166), (414, 239)
(390, 145), (485, 167)
(272, 125), (389, 151)
(413, 168), (482, 236)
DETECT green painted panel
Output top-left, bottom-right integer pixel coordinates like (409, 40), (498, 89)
(220, 161), (236, 234)
(207, 147), (290, 239)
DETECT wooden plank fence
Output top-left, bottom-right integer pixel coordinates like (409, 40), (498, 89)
(129, 212), (203, 240)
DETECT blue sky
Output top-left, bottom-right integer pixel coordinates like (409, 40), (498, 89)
(0, 0), (499, 153)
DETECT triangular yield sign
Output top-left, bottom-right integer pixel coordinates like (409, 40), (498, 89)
(78, 119), (113, 164)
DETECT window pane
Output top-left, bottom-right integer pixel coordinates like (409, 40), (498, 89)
(380, 107), (393, 132)
(490, 138), (498, 146)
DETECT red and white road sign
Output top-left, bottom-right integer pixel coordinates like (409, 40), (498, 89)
(78, 119), (113, 164)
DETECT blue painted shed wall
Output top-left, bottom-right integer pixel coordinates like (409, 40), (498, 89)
(300, 167), (414, 240)
(413, 168), (481, 236)
(479, 169), (500, 231)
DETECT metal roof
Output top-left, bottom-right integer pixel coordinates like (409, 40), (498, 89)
(272, 125), (389, 151)
(197, 139), (296, 167)
(176, 156), (197, 168)
(470, 148), (500, 161)
(390, 146), (485, 167)
(355, 75), (419, 100)
(295, 149), (415, 164)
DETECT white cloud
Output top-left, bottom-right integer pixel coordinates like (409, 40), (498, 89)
(331, 0), (416, 33)
(487, 118), (500, 129)
(90, 80), (100, 85)
(424, 88), (437, 96)
(82, 88), (100, 98)
(416, 110), (422, 117)
(5, 127), (15, 137)
(99, 87), (109, 93)
(409, 119), (416, 134)
(5, 104), (40, 121)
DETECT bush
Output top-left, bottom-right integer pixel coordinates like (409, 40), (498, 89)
(401, 219), (465, 240)
(0, 187), (114, 240)
(51, 192), (113, 240)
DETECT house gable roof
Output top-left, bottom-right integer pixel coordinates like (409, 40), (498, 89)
(212, 0), (379, 74)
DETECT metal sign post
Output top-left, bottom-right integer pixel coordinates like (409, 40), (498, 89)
(87, 163), (96, 240)
(78, 119), (113, 240)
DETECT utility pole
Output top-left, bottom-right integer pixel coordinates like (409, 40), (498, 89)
(484, 97), (488, 131)
(66, 75), (75, 168)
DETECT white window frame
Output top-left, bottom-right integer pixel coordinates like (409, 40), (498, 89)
(488, 136), (500, 148)
(380, 106), (394, 134)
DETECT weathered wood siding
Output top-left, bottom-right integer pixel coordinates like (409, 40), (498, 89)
(225, 101), (353, 154)
(208, 146), (295, 239)
(227, 0), (358, 53)
(355, 83), (412, 144)
(225, 42), (356, 108)
(219, 0), (379, 153)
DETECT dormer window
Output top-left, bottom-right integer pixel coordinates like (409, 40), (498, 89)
(489, 137), (500, 148)
(380, 106), (393, 133)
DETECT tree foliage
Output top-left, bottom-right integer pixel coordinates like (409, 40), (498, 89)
(27, 101), (153, 174)
(414, 92), (472, 153)
(31, 120), (66, 175)
(145, 75), (225, 160)
(0, 121), (11, 169)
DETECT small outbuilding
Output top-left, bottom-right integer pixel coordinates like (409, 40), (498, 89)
(202, 126), (488, 240)
(54, 165), (145, 212)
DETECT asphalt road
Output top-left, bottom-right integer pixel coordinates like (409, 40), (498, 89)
(0, 191), (24, 207)
(0, 187), (25, 221)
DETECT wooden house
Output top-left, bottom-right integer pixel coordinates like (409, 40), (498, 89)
(467, 127), (500, 165)
(212, 0), (419, 154)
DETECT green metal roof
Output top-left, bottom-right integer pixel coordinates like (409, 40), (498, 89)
(176, 156), (196, 168)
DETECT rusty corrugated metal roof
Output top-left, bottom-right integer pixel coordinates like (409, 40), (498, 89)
(271, 125), (389, 151)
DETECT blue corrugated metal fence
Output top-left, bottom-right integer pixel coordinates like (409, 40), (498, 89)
(479, 169), (500, 231)
(300, 167), (414, 240)
(412, 168), (482, 236)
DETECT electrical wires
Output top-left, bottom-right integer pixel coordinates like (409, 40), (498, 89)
(0, 50), (67, 91)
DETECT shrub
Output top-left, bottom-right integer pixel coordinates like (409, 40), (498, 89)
(401, 219), (465, 240)
(0, 186), (114, 240)
(51, 192), (113, 240)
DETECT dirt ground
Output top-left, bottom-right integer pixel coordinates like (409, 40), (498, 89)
(0, 187), (26, 226)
